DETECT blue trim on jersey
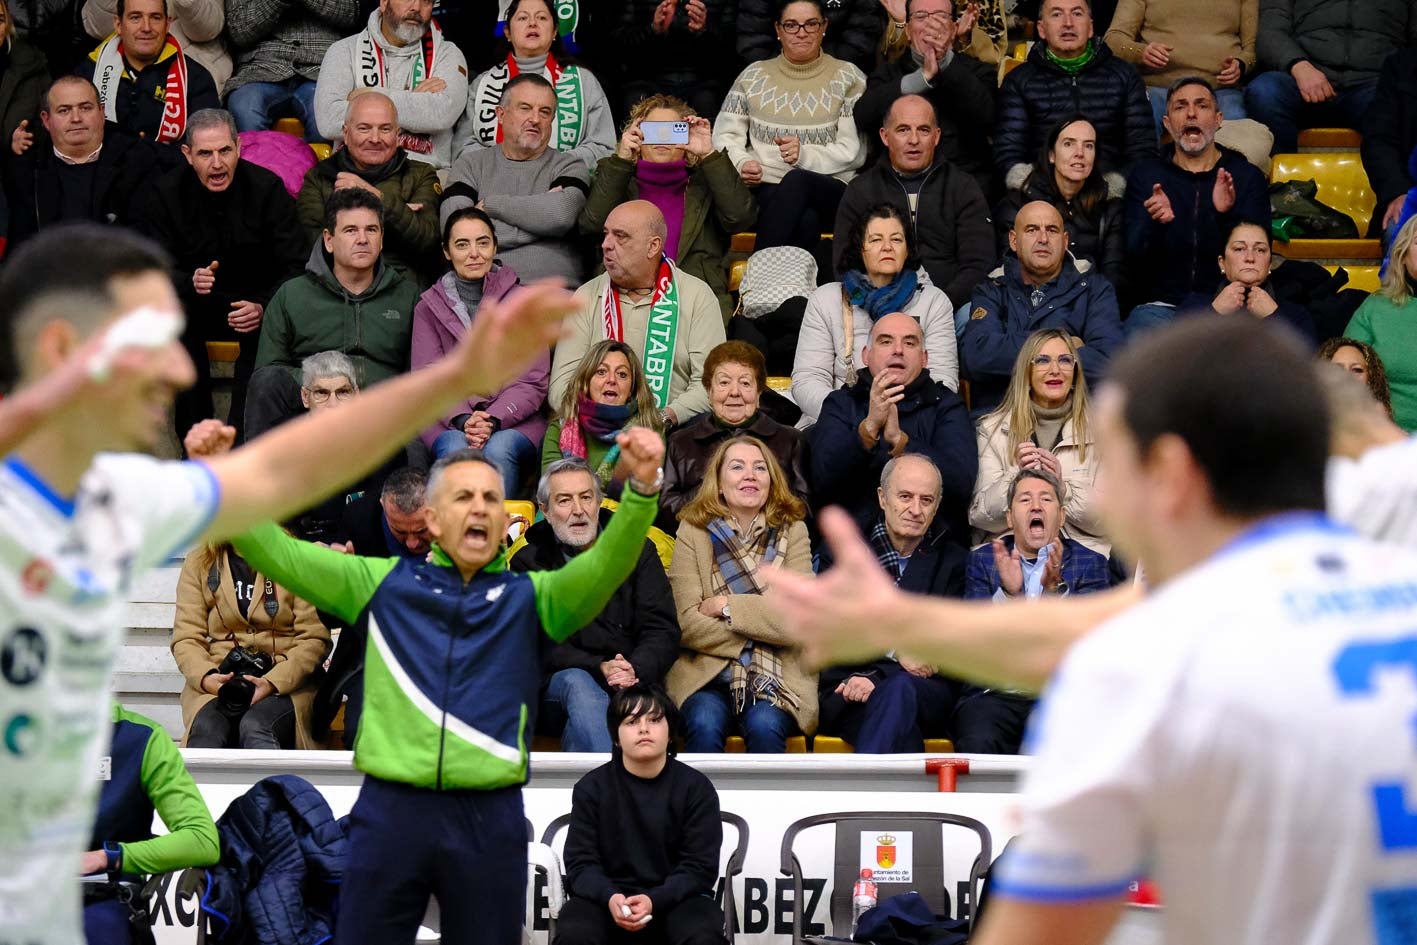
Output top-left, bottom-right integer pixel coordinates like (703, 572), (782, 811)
(3, 456), (76, 518)
(990, 874), (1140, 903)
(1216, 511), (1354, 560)
(158, 461), (222, 560)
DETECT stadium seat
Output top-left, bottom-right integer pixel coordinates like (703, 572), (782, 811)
(1269, 152), (1377, 235)
(729, 258), (746, 293)
(730, 232), (756, 254)
(778, 811), (991, 942)
(1297, 128), (1361, 151)
(725, 735), (808, 752)
(923, 738), (956, 753)
(206, 341), (240, 363)
(1325, 264), (1382, 293)
(766, 376), (792, 393)
(311, 143), (333, 160)
(1001, 57), (1025, 79)
(273, 117), (306, 138)
(1276, 238), (1381, 262)
(808, 736), (956, 753)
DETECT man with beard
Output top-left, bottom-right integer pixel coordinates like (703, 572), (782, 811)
(510, 457), (680, 753)
(1122, 76), (1269, 335)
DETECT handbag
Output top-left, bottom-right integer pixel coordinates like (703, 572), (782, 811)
(736, 246), (817, 319)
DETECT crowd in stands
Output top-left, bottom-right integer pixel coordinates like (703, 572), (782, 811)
(5, 0), (1417, 765)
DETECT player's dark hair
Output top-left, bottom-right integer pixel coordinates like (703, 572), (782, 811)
(607, 684), (681, 761)
(1107, 319), (1329, 517)
(322, 187), (385, 234)
(0, 224), (172, 393)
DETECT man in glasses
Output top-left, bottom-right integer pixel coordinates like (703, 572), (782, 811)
(959, 200), (1123, 415)
(737, 0), (883, 72)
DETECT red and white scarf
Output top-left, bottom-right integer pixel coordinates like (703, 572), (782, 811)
(93, 33), (188, 144)
(600, 258), (681, 409)
(354, 20), (444, 156)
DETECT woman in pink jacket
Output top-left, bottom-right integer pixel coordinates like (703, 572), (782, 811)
(412, 207), (550, 497)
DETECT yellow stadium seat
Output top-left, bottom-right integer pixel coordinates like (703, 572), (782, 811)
(1297, 128), (1361, 151)
(532, 735), (562, 752)
(206, 341), (240, 363)
(765, 376), (792, 393)
(1325, 264), (1382, 293)
(811, 736), (854, 753)
(1002, 57), (1025, 80)
(730, 232), (756, 254)
(923, 738), (955, 753)
(1277, 238), (1381, 261)
(725, 735), (807, 752)
(273, 117), (306, 138)
(310, 143), (333, 161)
(1269, 152), (1377, 234)
(729, 259), (747, 293)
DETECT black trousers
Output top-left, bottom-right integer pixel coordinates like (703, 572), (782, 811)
(244, 364), (304, 441)
(754, 168), (846, 262)
(175, 311), (257, 445)
(186, 694), (296, 750)
(951, 688), (1036, 755)
(554, 894), (727, 945)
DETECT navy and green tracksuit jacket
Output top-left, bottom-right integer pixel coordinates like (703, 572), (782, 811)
(230, 487), (659, 791)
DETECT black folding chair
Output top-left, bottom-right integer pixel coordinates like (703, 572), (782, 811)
(778, 811), (992, 945)
(540, 810), (749, 942)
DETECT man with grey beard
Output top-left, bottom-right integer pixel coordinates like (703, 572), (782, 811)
(509, 458), (680, 752)
(1122, 76), (1270, 336)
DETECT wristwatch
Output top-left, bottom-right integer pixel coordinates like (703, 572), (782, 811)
(103, 840), (123, 876)
(629, 466), (664, 496)
(721, 602), (731, 619)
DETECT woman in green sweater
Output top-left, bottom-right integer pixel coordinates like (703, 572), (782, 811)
(544, 340), (665, 498)
(1345, 217), (1417, 431)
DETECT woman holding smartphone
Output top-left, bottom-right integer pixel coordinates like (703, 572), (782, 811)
(580, 94), (757, 321)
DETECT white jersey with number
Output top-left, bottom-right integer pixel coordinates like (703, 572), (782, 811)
(0, 453), (218, 945)
(995, 514), (1417, 945)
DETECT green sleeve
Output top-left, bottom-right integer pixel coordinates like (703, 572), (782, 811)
(230, 520), (398, 625)
(529, 485), (658, 642)
(120, 726), (219, 875)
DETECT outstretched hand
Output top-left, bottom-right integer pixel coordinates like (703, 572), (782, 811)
(454, 279), (578, 398)
(764, 507), (887, 669)
(992, 538), (1024, 596)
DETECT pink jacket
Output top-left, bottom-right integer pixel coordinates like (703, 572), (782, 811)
(412, 265), (550, 449)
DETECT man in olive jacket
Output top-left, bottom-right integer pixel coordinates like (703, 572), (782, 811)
(247, 188), (419, 438)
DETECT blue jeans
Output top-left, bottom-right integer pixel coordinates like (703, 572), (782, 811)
(543, 668), (612, 753)
(681, 682), (795, 753)
(227, 78), (322, 141)
(852, 671), (961, 754)
(432, 427), (537, 498)
(1124, 301), (1178, 339)
(1243, 72), (1378, 154)
(1147, 85), (1247, 141)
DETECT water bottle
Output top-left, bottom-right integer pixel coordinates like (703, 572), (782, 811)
(849, 867), (878, 939)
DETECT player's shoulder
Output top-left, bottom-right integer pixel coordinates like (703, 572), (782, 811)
(88, 452), (218, 499)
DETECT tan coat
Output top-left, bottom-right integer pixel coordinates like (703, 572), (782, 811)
(969, 413), (1110, 556)
(171, 546), (332, 748)
(1104, 0), (1258, 88)
(665, 520), (818, 736)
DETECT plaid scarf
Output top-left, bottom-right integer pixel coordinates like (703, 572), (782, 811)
(869, 519), (903, 580)
(706, 517), (799, 715)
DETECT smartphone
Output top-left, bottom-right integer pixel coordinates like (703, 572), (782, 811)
(640, 120), (690, 146)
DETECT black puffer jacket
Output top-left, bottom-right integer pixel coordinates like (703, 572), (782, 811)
(1257, 0), (1417, 91)
(994, 171), (1125, 294)
(613, 0), (739, 91)
(994, 40), (1154, 185)
(833, 152), (995, 311)
(737, 0), (883, 72)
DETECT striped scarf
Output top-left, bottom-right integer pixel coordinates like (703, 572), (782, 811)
(706, 517), (799, 714)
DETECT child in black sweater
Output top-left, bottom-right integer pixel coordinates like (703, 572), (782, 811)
(557, 685), (728, 945)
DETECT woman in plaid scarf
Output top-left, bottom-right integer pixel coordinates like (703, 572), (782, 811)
(666, 436), (817, 751)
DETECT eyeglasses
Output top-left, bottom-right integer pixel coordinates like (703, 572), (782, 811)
(1032, 354), (1076, 369)
(305, 386), (356, 403)
(908, 10), (955, 22)
(779, 18), (824, 34)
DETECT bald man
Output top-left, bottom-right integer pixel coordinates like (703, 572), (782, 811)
(959, 200), (1124, 415)
(296, 92), (442, 285)
(550, 200), (726, 428)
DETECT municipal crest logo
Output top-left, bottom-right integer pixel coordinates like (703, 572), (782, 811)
(875, 834), (897, 870)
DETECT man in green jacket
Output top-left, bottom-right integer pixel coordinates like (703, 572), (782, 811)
(247, 187), (421, 439)
(231, 428), (667, 945)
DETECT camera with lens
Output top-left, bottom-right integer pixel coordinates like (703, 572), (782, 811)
(215, 646), (275, 719)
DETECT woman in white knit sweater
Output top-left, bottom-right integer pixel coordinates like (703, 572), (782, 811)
(791, 204), (957, 425)
(713, 0), (866, 252)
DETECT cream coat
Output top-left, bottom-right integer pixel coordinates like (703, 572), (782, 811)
(171, 546), (332, 748)
(666, 519), (818, 736)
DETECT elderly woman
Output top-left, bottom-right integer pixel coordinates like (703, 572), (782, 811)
(995, 117), (1125, 292)
(668, 436), (816, 752)
(713, 0), (867, 252)
(1346, 216), (1417, 432)
(969, 328), (1107, 555)
(663, 341), (809, 520)
(544, 339), (665, 498)
(581, 93), (757, 318)
(1179, 220), (1317, 341)
(792, 203), (957, 424)
(1319, 336), (1393, 419)
(413, 207), (548, 497)
(458, 0), (616, 168)
(171, 543), (331, 749)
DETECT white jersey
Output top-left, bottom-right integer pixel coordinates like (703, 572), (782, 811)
(995, 515), (1417, 945)
(0, 453), (218, 945)
(1328, 434), (1417, 549)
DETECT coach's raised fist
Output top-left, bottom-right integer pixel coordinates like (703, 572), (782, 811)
(615, 426), (665, 492)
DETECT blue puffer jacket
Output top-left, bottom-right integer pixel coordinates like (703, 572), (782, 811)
(203, 775), (348, 945)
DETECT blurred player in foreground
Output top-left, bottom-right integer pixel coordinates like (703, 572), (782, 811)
(770, 319), (1417, 944)
(0, 224), (578, 945)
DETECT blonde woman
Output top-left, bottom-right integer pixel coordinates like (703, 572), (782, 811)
(968, 328), (1107, 554)
(1344, 215), (1417, 432)
(667, 436), (816, 752)
(579, 93), (757, 318)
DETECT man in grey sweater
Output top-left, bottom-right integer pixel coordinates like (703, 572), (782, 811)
(441, 74), (590, 286)
(313, 0), (469, 168)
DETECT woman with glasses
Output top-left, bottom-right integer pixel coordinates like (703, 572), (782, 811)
(714, 0), (867, 256)
(739, 0), (885, 71)
(968, 328), (1108, 554)
(412, 207), (548, 497)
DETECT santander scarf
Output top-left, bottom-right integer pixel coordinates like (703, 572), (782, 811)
(599, 258), (681, 409)
(94, 34), (188, 143)
(479, 51), (584, 151)
(354, 21), (445, 158)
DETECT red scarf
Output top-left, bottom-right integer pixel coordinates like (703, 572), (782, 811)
(493, 51), (564, 144)
(601, 257), (672, 341)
